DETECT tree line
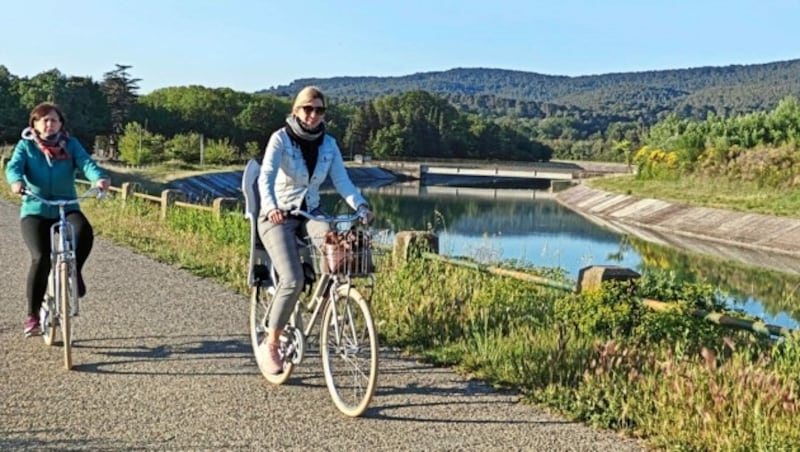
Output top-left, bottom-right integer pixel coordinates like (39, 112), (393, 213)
(4, 62), (800, 166)
(0, 65), (551, 165)
(264, 60), (800, 160)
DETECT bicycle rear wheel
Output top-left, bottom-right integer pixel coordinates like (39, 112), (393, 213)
(40, 290), (57, 346)
(39, 269), (61, 345)
(321, 285), (378, 417)
(249, 285), (294, 384)
(59, 261), (73, 370)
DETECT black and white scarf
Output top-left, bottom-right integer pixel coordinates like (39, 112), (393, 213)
(284, 115), (325, 175)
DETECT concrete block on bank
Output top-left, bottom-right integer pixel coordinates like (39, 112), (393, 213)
(394, 231), (439, 264)
(577, 265), (640, 292)
(549, 180), (574, 192)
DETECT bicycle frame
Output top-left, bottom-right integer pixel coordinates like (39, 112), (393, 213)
(247, 206), (379, 416)
(48, 212), (78, 314)
(277, 209), (371, 362)
(295, 271), (370, 338)
(22, 187), (103, 369)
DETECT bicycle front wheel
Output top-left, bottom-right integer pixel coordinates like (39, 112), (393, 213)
(249, 285), (294, 384)
(321, 285), (378, 417)
(59, 261), (73, 370)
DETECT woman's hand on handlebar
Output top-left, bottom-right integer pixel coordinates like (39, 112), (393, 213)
(96, 178), (110, 191)
(357, 204), (374, 224)
(267, 208), (285, 224)
(10, 181), (24, 195)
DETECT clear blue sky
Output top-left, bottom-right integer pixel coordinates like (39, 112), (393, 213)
(2, 0), (798, 94)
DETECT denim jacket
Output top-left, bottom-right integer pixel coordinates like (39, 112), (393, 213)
(257, 128), (367, 216)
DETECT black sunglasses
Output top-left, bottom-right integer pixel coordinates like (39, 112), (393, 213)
(300, 105), (326, 115)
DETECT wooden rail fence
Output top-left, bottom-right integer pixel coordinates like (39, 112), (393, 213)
(1, 156), (240, 221)
(75, 178), (240, 220)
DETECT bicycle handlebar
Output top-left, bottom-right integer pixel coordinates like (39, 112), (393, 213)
(288, 208), (365, 225)
(21, 186), (106, 206)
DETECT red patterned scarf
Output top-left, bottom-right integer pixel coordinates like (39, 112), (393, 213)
(30, 129), (71, 161)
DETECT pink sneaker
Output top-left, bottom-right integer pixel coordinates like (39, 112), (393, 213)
(260, 342), (283, 375)
(24, 316), (40, 337)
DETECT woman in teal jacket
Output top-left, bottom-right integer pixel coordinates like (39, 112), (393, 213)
(5, 102), (110, 337)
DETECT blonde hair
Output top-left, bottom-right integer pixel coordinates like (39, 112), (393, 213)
(292, 86), (326, 112)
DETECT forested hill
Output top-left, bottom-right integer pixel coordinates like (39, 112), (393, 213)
(261, 59), (800, 120)
(4, 59), (799, 164)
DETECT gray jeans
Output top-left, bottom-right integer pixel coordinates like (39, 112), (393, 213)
(257, 215), (329, 330)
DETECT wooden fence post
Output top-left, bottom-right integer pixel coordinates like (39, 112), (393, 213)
(576, 265), (640, 292)
(212, 197), (239, 220)
(393, 231), (439, 265)
(121, 182), (135, 202)
(160, 189), (184, 220)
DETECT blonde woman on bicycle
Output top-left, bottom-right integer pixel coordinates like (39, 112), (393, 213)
(257, 86), (373, 374)
(5, 102), (109, 337)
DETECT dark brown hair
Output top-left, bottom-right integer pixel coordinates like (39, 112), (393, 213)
(28, 102), (66, 129)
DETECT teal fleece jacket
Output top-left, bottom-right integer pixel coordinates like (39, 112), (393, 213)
(4, 136), (108, 219)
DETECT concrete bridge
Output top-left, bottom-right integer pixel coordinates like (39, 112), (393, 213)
(423, 164), (575, 181)
(369, 160), (631, 182)
(367, 182), (557, 200)
(371, 161), (575, 181)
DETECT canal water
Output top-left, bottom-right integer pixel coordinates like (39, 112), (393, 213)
(321, 185), (799, 330)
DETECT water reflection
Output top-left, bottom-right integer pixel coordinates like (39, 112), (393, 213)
(320, 185), (799, 329)
(628, 236), (800, 328)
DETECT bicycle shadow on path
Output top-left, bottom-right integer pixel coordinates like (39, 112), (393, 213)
(365, 368), (564, 424)
(275, 348), (565, 426)
(68, 333), (254, 376)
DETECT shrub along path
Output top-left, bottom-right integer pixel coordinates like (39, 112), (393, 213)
(0, 199), (643, 450)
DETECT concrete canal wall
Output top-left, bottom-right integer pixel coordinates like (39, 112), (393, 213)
(555, 184), (800, 276)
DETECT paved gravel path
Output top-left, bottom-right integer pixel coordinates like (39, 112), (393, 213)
(0, 199), (644, 451)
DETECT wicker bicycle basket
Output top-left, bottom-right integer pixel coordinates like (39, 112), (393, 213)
(310, 230), (380, 276)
